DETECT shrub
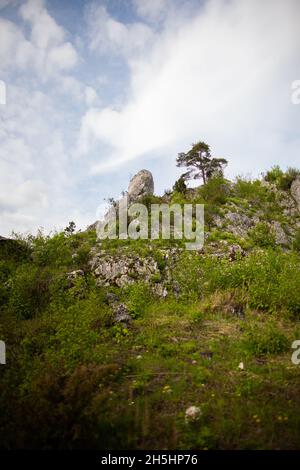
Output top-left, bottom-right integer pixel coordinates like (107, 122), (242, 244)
(293, 229), (300, 253)
(264, 166), (300, 191)
(264, 165), (283, 183)
(198, 176), (230, 205)
(125, 282), (152, 318)
(46, 291), (111, 368)
(192, 249), (300, 315)
(31, 232), (73, 268)
(249, 222), (276, 248)
(234, 177), (270, 205)
(172, 253), (204, 301)
(278, 167), (300, 191)
(243, 322), (289, 356)
(10, 265), (53, 319)
(173, 176), (187, 194)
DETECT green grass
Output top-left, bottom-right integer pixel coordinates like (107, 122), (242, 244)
(1, 169), (300, 449)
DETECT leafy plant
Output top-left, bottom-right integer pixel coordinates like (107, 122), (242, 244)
(243, 322), (289, 356)
(249, 222), (276, 248)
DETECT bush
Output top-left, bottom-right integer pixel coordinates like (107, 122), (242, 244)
(264, 165), (284, 183)
(193, 249), (300, 315)
(46, 291), (111, 368)
(243, 322), (289, 356)
(278, 167), (300, 191)
(31, 232), (73, 268)
(198, 176), (230, 205)
(125, 282), (152, 318)
(249, 222), (276, 248)
(173, 176), (187, 194)
(10, 265), (53, 319)
(265, 166), (300, 191)
(172, 253), (205, 301)
(234, 177), (270, 205)
(293, 229), (300, 252)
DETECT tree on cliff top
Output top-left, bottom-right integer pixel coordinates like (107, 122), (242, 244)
(176, 141), (228, 185)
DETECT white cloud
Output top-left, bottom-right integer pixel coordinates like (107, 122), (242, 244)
(132, 0), (171, 22)
(84, 85), (98, 106)
(46, 42), (78, 71)
(0, 82), (75, 235)
(87, 3), (154, 58)
(19, 0), (64, 49)
(79, 0), (300, 178)
(58, 76), (98, 105)
(0, 0), (78, 78)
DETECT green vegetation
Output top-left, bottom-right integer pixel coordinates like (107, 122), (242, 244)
(1, 165), (300, 449)
(265, 165), (300, 190)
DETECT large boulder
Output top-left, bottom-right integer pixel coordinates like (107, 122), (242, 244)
(86, 169), (154, 232)
(128, 169), (154, 202)
(291, 178), (300, 212)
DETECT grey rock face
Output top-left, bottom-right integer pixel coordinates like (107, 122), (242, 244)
(269, 221), (290, 246)
(224, 211), (254, 237)
(291, 178), (300, 212)
(90, 254), (158, 287)
(128, 169), (154, 201)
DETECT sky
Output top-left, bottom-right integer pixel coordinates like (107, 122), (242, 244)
(0, 0), (299, 236)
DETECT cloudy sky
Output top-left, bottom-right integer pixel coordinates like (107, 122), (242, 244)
(0, 0), (299, 236)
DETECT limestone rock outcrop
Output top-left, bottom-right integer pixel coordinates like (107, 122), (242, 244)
(291, 178), (300, 212)
(87, 169), (154, 232)
(127, 169), (154, 202)
(89, 252), (158, 288)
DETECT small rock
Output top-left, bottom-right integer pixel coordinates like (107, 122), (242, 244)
(113, 303), (132, 325)
(228, 244), (245, 261)
(105, 292), (120, 304)
(67, 269), (84, 280)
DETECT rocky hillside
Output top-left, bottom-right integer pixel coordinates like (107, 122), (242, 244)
(1, 167), (300, 449)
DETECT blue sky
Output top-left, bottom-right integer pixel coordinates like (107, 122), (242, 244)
(0, 0), (299, 236)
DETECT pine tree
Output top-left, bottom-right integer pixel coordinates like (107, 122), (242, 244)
(176, 141), (228, 185)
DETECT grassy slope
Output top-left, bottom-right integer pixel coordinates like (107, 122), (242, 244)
(1, 173), (300, 449)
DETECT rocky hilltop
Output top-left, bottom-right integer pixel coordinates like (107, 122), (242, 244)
(83, 169), (300, 301)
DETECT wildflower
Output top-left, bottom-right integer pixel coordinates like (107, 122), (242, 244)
(162, 385), (172, 394)
(185, 406), (202, 422)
